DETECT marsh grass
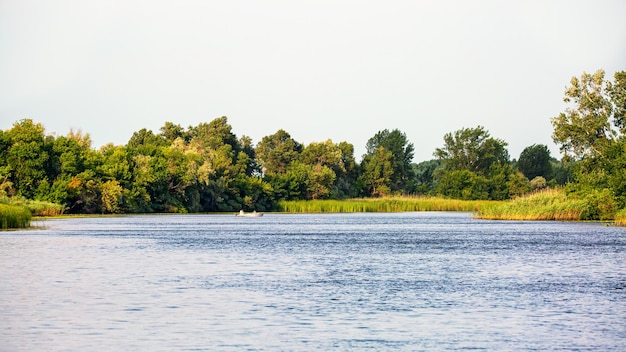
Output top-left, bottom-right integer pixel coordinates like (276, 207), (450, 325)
(477, 188), (590, 221)
(0, 203), (32, 229)
(6, 198), (65, 216)
(614, 209), (626, 227)
(279, 197), (502, 213)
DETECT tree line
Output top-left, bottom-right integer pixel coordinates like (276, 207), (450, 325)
(1, 69), (623, 214)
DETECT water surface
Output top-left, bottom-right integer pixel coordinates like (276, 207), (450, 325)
(1, 212), (624, 350)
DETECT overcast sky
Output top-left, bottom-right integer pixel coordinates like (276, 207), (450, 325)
(1, 0), (625, 162)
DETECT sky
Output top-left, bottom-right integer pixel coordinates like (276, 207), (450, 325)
(1, 0), (625, 163)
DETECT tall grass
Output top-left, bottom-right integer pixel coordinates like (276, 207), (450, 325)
(0, 203), (32, 229)
(6, 197), (65, 216)
(477, 188), (589, 221)
(615, 209), (626, 226)
(279, 197), (502, 213)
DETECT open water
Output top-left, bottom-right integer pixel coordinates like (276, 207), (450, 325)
(1, 212), (625, 351)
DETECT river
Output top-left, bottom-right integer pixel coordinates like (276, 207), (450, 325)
(1, 212), (624, 350)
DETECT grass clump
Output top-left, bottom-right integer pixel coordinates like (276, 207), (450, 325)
(0, 203), (32, 229)
(614, 209), (626, 226)
(279, 196), (503, 213)
(6, 197), (65, 216)
(476, 188), (616, 221)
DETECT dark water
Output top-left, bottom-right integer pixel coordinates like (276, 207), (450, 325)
(1, 212), (625, 351)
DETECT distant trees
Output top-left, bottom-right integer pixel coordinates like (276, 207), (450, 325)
(6, 69), (626, 214)
(431, 126), (527, 200)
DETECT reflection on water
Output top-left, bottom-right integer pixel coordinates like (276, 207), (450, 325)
(1, 213), (625, 350)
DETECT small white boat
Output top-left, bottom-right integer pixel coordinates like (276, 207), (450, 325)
(236, 210), (263, 217)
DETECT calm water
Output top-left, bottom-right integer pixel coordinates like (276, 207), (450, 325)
(1, 212), (625, 351)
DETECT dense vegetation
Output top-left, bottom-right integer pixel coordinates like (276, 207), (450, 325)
(1, 69), (624, 224)
(279, 197), (501, 213)
(0, 203), (31, 229)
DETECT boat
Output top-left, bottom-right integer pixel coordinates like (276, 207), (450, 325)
(236, 210), (263, 217)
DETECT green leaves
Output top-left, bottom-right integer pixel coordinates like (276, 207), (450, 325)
(551, 69), (623, 160)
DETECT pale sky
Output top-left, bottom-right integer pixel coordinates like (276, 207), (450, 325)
(1, 0), (625, 162)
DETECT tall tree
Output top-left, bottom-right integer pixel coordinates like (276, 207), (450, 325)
(434, 125), (509, 176)
(5, 119), (49, 199)
(363, 129), (415, 193)
(255, 129), (303, 175)
(551, 69), (624, 161)
(551, 70), (626, 202)
(517, 144), (553, 180)
(359, 146), (394, 197)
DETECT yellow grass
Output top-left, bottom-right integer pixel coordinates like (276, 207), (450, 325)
(279, 196), (503, 213)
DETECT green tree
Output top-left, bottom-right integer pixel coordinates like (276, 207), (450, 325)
(364, 129), (415, 193)
(159, 121), (186, 144)
(551, 70), (626, 205)
(434, 125), (509, 176)
(551, 69), (626, 162)
(101, 179), (123, 213)
(517, 144), (553, 180)
(5, 119), (49, 199)
(298, 139), (358, 198)
(436, 169), (489, 200)
(413, 159), (442, 194)
(255, 129), (303, 175)
(359, 146), (394, 197)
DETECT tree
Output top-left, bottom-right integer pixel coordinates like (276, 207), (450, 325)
(5, 119), (49, 199)
(364, 129), (415, 193)
(551, 70), (626, 206)
(517, 144), (552, 180)
(359, 146), (394, 197)
(255, 129), (302, 175)
(551, 69), (625, 161)
(436, 169), (488, 200)
(434, 125), (509, 176)
(101, 180), (123, 213)
(413, 159), (442, 194)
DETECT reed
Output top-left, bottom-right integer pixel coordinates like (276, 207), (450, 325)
(0, 203), (32, 229)
(7, 198), (65, 216)
(476, 188), (588, 221)
(278, 197), (502, 213)
(614, 209), (626, 227)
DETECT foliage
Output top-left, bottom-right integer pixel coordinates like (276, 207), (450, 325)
(530, 176), (547, 190)
(0, 203), (31, 229)
(5, 197), (65, 216)
(362, 129), (415, 194)
(614, 208), (626, 226)
(434, 125), (509, 176)
(517, 144), (553, 180)
(551, 70), (624, 161)
(436, 169), (489, 200)
(255, 129), (302, 175)
(413, 159), (441, 194)
(432, 126), (523, 200)
(359, 146), (394, 197)
(551, 70), (626, 208)
(4, 69), (626, 219)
